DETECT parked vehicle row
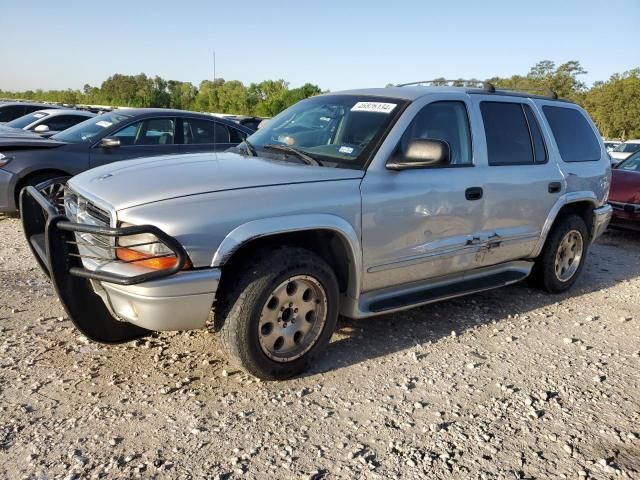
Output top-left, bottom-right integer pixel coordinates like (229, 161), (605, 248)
(0, 109), (253, 214)
(0, 101), (62, 123)
(19, 83), (613, 380)
(609, 139), (640, 165)
(0, 108), (95, 138)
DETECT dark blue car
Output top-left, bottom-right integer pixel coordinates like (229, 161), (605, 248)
(0, 108), (253, 213)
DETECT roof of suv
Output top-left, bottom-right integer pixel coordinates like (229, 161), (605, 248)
(330, 86), (574, 103)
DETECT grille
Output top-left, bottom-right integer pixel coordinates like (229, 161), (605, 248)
(64, 189), (115, 259)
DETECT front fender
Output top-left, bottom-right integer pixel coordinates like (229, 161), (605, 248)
(211, 213), (362, 300)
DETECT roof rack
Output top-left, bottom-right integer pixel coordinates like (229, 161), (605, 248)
(395, 80), (560, 101)
(396, 79), (496, 92)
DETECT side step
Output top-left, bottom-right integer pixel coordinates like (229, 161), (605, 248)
(369, 269), (528, 313)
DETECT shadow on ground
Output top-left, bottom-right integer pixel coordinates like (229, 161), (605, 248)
(313, 229), (640, 375)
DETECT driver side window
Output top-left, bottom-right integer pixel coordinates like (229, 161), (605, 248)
(400, 101), (473, 166)
(113, 118), (175, 146)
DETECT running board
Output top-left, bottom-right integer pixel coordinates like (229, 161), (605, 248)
(363, 262), (532, 315)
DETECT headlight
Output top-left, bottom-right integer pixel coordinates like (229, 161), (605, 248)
(116, 223), (191, 270)
(0, 153), (12, 168)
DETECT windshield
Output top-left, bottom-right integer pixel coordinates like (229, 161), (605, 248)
(244, 95), (407, 169)
(52, 112), (131, 143)
(6, 111), (49, 129)
(613, 142), (640, 153)
(617, 153), (640, 172)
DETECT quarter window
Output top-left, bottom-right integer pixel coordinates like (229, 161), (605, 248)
(481, 102), (537, 165)
(400, 101), (473, 165)
(542, 106), (601, 162)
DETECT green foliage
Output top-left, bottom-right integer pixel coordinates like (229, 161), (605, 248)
(0, 61), (638, 138)
(0, 74), (323, 118)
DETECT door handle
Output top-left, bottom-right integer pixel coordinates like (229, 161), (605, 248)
(548, 182), (562, 193)
(465, 187), (483, 201)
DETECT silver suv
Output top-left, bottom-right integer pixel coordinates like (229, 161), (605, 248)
(22, 83), (612, 380)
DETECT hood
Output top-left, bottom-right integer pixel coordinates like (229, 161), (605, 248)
(0, 134), (65, 149)
(69, 151), (364, 211)
(610, 169), (640, 204)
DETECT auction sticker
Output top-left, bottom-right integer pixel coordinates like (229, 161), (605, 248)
(96, 120), (113, 128)
(351, 102), (397, 114)
(339, 146), (355, 154)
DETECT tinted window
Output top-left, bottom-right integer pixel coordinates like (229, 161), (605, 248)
(113, 118), (175, 145)
(542, 106), (600, 162)
(0, 105), (26, 122)
(400, 101), (472, 165)
(42, 115), (88, 132)
(23, 105), (45, 115)
(213, 123), (231, 143)
(229, 127), (247, 143)
(617, 152), (640, 172)
(523, 105), (547, 163)
(183, 118), (215, 144)
(613, 142), (640, 153)
(481, 102), (533, 165)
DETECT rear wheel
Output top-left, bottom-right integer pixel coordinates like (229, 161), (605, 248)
(531, 214), (589, 293)
(218, 247), (339, 380)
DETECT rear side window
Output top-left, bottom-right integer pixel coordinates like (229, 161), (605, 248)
(542, 106), (600, 162)
(44, 115), (88, 132)
(481, 102), (537, 165)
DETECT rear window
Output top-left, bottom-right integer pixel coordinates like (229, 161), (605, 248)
(542, 106), (601, 162)
(480, 102), (534, 165)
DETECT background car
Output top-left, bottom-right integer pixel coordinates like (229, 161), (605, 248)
(608, 150), (640, 231)
(603, 139), (621, 152)
(0, 109), (96, 138)
(0, 108), (253, 213)
(609, 139), (640, 165)
(0, 101), (60, 123)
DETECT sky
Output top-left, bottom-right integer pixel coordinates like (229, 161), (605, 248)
(1, 0), (638, 92)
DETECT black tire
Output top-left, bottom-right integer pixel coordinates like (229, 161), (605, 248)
(531, 214), (589, 293)
(217, 247), (339, 380)
(15, 173), (66, 214)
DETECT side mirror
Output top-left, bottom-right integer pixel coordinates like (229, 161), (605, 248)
(34, 124), (50, 133)
(387, 139), (451, 170)
(99, 137), (121, 149)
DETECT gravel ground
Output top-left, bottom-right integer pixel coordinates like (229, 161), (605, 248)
(0, 215), (638, 480)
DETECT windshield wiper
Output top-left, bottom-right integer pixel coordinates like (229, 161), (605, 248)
(263, 144), (322, 166)
(241, 139), (257, 156)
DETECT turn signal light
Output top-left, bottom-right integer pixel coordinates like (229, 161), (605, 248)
(116, 248), (191, 270)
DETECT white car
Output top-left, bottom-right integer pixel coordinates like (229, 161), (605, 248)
(603, 140), (621, 152)
(0, 109), (95, 138)
(610, 140), (640, 165)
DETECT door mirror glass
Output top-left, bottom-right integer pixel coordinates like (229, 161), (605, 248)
(34, 124), (50, 133)
(387, 139), (450, 170)
(99, 137), (121, 149)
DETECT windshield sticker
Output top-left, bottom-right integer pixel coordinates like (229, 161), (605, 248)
(96, 120), (113, 128)
(33, 113), (46, 118)
(351, 102), (397, 114)
(339, 146), (355, 154)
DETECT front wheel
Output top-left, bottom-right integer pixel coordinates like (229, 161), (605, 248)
(531, 214), (589, 293)
(218, 247), (339, 380)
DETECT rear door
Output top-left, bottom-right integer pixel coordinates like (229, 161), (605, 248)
(89, 117), (183, 168)
(470, 96), (563, 266)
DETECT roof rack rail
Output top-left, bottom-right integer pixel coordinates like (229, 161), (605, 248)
(396, 79), (496, 92)
(395, 80), (561, 101)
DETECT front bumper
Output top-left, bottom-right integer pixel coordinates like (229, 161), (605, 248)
(609, 201), (640, 231)
(592, 204), (613, 241)
(20, 184), (219, 342)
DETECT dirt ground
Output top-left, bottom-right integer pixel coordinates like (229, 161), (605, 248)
(0, 215), (638, 480)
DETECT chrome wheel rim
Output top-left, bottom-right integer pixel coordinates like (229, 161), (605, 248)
(37, 180), (66, 213)
(258, 275), (328, 363)
(554, 230), (584, 282)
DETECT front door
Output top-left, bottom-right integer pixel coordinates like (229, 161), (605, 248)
(360, 99), (486, 293)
